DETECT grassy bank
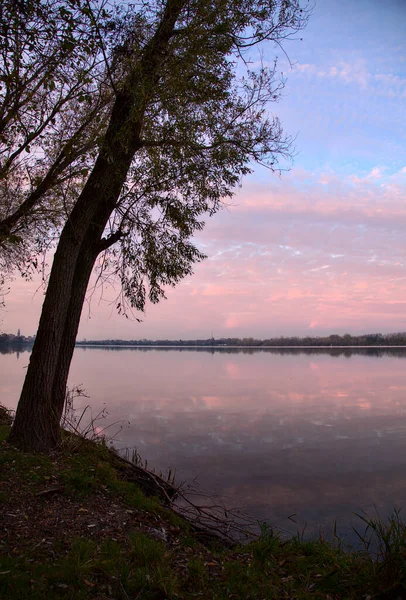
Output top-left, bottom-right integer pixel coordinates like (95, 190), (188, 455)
(1, 406), (406, 599)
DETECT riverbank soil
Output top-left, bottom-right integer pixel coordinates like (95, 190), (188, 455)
(1, 407), (406, 599)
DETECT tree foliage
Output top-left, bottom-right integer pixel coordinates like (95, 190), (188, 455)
(88, 0), (310, 313)
(0, 0), (113, 276)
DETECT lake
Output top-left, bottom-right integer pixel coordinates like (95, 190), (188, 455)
(2, 346), (406, 544)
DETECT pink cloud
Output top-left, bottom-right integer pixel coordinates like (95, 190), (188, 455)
(4, 164), (406, 340)
(225, 314), (242, 329)
(201, 284), (246, 297)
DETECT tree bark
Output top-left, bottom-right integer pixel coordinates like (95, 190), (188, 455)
(7, 236), (98, 451)
(8, 0), (185, 452)
(8, 146), (136, 451)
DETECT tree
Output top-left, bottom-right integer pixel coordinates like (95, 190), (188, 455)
(9, 0), (310, 452)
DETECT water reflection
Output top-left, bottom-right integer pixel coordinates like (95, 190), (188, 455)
(77, 345), (406, 358)
(0, 345), (31, 356)
(2, 347), (406, 543)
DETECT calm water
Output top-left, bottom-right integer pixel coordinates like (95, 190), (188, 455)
(2, 346), (406, 543)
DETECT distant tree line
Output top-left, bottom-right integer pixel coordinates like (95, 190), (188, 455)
(4, 331), (406, 350)
(75, 332), (406, 348)
(0, 332), (35, 349)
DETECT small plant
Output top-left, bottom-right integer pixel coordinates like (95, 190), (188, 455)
(251, 522), (280, 565)
(129, 532), (167, 567)
(187, 557), (207, 586)
(0, 403), (12, 426)
(353, 508), (406, 587)
(61, 386), (129, 446)
(123, 445), (177, 486)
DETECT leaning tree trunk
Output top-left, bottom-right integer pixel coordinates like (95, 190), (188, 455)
(8, 234), (98, 451)
(8, 138), (139, 452)
(8, 0), (185, 452)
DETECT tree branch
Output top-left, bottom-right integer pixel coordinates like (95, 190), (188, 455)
(98, 229), (125, 252)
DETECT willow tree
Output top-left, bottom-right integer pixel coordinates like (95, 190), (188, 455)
(9, 0), (310, 452)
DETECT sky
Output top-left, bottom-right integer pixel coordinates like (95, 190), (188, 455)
(2, 0), (406, 340)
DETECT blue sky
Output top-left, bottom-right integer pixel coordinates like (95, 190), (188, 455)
(277, 0), (406, 173)
(3, 0), (406, 340)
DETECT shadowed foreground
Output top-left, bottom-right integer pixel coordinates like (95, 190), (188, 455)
(1, 405), (406, 600)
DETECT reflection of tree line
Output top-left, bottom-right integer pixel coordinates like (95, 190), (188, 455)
(76, 346), (406, 358)
(0, 345), (31, 355)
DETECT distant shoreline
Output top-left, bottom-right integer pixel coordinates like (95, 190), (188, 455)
(4, 330), (406, 351)
(75, 343), (406, 349)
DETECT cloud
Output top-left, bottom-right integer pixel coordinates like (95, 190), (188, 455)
(367, 167), (384, 180)
(329, 61), (370, 88)
(308, 265), (331, 273)
(295, 60), (406, 97)
(201, 284), (244, 297)
(8, 160), (406, 341)
(295, 60), (370, 87)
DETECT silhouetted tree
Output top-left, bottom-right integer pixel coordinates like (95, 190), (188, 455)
(9, 0), (310, 451)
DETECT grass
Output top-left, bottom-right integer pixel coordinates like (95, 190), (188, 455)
(0, 536), (179, 600)
(1, 414), (406, 599)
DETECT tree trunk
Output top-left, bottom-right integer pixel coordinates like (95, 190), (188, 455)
(8, 0), (185, 452)
(8, 146), (135, 451)
(8, 242), (97, 451)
